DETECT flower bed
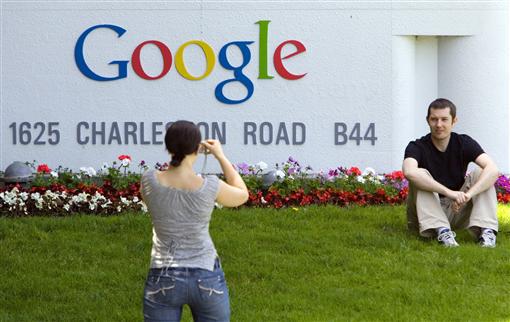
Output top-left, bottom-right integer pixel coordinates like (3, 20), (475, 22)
(0, 156), (509, 216)
(238, 158), (408, 208)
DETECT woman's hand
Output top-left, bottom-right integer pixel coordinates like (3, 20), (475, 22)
(201, 140), (226, 160)
(201, 139), (249, 207)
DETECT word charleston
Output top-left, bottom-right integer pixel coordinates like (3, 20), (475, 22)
(8, 121), (377, 146)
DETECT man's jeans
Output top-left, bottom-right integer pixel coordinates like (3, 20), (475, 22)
(143, 259), (230, 322)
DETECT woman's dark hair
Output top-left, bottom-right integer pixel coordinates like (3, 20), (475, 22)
(165, 121), (202, 167)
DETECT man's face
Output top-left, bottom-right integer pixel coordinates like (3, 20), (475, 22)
(427, 108), (457, 140)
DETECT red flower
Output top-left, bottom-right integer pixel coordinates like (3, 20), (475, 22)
(37, 164), (51, 174)
(386, 170), (405, 181)
(498, 192), (510, 204)
(118, 154), (132, 161)
(347, 167), (362, 176)
(376, 188), (386, 196)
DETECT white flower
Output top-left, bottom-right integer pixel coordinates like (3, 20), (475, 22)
(120, 197), (131, 206)
(44, 190), (59, 200)
(368, 176), (379, 183)
(50, 171), (59, 178)
(2, 188), (21, 206)
(80, 167), (97, 177)
(3, 189), (20, 205)
(3, 195), (15, 205)
(256, 161), (268, 171)
(139, 201), (148, 213)
(63, 204), (70, 211)
(71, 192), (89, 205)
(356, 176), (366, 184)
(31, 192), (41, 200)
(99, 162), (109, 173)
(133, 196), (139, 203)
(363, 167), (376, 176)
(261, 197), (268, 204)
(91, 192), (106, 203)
(275, 170), (285, 179)
(101, 200), (112, 208)
(31, 192), (44, 209)
(121, 158), (131, 167)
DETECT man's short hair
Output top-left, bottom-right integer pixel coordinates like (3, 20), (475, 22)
(426, 98), (457, 120)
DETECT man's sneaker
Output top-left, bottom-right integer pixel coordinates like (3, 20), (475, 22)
(437, 230), (459, 247)
(479, 229), (496, 248)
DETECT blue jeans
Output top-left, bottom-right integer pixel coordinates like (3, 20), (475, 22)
(143, 259), (230, 322)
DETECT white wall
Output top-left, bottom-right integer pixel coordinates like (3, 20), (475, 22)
(1, 1), (508, 173)
(391, 36), (416, 170)
(415, 36), (438, 138)
(437, 11), (509, 172)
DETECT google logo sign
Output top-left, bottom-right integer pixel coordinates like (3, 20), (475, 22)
(74, 21), (307, 104)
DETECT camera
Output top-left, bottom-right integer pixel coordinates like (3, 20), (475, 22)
(198, 143), (210, 154)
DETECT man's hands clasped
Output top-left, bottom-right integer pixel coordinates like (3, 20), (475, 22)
(446, 190), (472, 214)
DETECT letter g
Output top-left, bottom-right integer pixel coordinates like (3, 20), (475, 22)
(215, 41), (254, 105)
(74, 24), (128, 81)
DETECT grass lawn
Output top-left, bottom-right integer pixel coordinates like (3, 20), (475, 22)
(0, 205), (509, 322)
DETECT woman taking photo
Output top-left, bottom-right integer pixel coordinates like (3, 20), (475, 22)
(141, 120), (249, 322)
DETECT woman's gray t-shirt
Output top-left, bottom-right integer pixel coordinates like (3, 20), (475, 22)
(141, 169), (220, 271)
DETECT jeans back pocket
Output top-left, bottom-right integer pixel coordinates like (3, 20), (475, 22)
(144, 275), (177, 303)
(197, 274), (228, 300)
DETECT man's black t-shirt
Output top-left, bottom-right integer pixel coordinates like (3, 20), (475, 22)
(404, 132), (484, 191)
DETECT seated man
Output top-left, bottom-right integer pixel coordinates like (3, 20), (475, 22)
(402, 98), (499, 247)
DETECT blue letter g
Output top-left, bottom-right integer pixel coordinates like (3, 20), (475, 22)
(75, 24), (128, 81)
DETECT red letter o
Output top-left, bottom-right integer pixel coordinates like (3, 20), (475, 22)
(131, 40), (172, 80)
